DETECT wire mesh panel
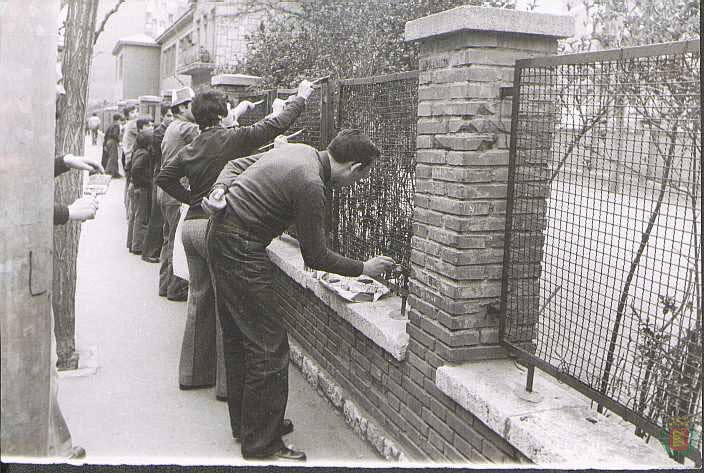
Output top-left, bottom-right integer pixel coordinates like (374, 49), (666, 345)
(502, 40), (701, 458)
(332, 72), (419, 302)
(276, 87), (323, 149)
(233, 91), (269, 128)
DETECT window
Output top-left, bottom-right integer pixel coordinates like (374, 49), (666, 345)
(162, 45), (176, 77)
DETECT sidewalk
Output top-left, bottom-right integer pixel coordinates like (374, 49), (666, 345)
(57, 137), (381, 466)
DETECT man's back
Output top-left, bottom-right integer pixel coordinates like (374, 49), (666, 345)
(87, 116), (100, 129)
(161, 118), (199, 168)
(223, 143), (321, 240)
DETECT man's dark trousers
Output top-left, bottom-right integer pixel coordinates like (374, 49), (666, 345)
(141, 183), (164, 259)
(207, 217), (288, 457)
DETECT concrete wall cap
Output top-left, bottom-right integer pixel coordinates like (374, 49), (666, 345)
(211, 73), (263, 87)
(435, 361), (682, 468)
(138, 95), (162, 102)
(267, 237), (409, 361)
(405, 6), (575, 42)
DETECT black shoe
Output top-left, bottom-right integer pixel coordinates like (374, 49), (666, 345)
(179, 383), (215, 391)
(167, 294), (188, 302)
(233, 419), (294, 442)
(216, 395), (228, 402)
(68, 446), (86, 459)
(142, 256), (160, 263)
(132, 250), (143, 255)
(244, 445), (306, 462)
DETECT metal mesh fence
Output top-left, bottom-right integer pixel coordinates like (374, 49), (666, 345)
(331, 72), (418, 301)
(502, 40), (701, 458)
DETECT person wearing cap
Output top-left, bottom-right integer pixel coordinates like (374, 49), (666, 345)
(156, 80), (312, 399)
(199, 128), (396, 462)
(157, 87), (197, 301)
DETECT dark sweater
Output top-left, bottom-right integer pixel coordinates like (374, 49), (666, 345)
(156, 97), (306, 220)
(130, 147), (152, 189)
(214, 143), (364, 277)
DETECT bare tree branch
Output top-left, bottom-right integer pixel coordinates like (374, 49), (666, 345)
(94, 0), (126, 46)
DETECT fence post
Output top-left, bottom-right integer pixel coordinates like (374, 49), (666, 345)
(404, 6), (573, 363)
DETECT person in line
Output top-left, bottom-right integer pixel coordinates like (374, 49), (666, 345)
(126, 118), (154, 253)
(202, 129), (396, 462)
(140, 105), (174, 263)
(87, 112), (101, 146)
(121, 105), (138, 218)
(102, 113), (124, 178)
(158, 87), (196, 301)
(156, 81), (312, 397)
(128, 128), (154, 256)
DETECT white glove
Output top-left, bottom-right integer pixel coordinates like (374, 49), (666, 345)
(297, 79), (314, 100)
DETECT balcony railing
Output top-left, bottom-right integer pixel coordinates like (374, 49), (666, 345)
(177, 44), (214, 75)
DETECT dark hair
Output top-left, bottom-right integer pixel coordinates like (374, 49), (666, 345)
(91, 112), (97, 116)
(170, 102), (189, 116)
(113, 113), (123, 122)
(191, 90), (227, 129)
(160, 104), (171, 116)
(327, 129), (379, 167)
(135, 130), (152, 150)
(122, 105), (135, 119)
(136, 118), (153, 132)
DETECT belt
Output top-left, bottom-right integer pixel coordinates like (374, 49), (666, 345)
(212, 216), (268, 244)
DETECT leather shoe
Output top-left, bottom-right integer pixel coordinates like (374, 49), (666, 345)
(233, 418), (294, 442)
(68, 446), (86, 459)
(142, 256), (160, 263)
(179, 383), (215, 390)
(167, 294), (188, 302)
(244, 445), (306, 462)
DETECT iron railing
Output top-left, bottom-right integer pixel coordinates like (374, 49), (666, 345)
(500, 40), (701, 464)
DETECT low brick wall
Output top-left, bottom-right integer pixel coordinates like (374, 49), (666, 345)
(271, 258), (530, 464)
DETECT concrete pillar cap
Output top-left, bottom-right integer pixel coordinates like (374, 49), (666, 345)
(405, 5), (574, 42)
(211, 73), (263, 87)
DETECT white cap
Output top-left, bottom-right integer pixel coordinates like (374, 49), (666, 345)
(171, 87), (195, 107)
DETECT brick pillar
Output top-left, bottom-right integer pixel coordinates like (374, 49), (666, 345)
(211, 73), (263, 101)
(404, 6), (573, 364)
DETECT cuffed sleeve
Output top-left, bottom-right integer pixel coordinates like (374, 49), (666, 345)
(54, 156), (70, 177)
(54, 204), (70, 225)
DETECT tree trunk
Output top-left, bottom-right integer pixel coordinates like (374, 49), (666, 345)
(53, 0), (100, 370)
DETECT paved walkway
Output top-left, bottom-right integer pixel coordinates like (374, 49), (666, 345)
(57, 137), (381, 466)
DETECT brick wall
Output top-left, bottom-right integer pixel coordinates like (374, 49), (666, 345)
(273, 266), (530, 463)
